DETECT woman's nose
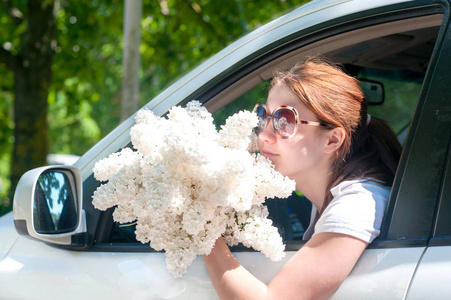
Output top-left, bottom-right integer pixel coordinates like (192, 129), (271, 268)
(258, 117), (276, 144)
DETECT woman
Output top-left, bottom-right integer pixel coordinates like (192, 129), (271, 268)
(203, 57), (402, 299)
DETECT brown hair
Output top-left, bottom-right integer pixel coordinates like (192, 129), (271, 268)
(270, 56), (402, 213)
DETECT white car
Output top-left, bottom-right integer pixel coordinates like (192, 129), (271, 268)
(1, 0), (451, 298)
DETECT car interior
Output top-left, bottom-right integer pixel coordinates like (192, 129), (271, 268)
(210, 13), (444, 243)
(107, 12), (444, 246)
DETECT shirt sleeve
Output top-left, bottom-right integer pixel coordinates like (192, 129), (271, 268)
(312, 180), (390, 243)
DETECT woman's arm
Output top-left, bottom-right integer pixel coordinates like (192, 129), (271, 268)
(203, 232), (368, 300)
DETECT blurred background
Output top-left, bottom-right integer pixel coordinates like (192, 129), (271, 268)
(0, 0), (307, 216)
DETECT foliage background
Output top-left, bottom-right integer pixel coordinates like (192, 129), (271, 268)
(0, 0), (306, 216)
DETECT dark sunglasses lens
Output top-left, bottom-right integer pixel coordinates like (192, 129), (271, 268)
(255, 105), (267, 118)
(274, 108), (296, 137)
(254, 105), (267, 134)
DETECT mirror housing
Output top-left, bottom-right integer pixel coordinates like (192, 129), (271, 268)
(13, 166), (87, 246)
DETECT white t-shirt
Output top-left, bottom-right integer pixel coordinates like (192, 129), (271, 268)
(303, 179), (390, 243)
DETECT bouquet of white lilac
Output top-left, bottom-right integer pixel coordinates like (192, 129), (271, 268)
(92, 100), (295, 278)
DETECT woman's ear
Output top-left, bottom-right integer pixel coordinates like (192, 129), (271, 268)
(324, 127), (346, 154)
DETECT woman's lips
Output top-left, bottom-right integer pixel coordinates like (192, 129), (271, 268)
(261, 150), (278, 159)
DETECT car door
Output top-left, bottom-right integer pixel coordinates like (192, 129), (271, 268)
(404, 32), (451, 297)
(330, 3), (451, 298)
(406, 137), (451, 299)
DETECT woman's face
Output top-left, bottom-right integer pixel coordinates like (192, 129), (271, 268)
(257, 83), (330, 182)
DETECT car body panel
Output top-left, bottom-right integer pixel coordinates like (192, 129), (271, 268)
(406, 246), (451, 299)
(0, 212), (18, 262)
(0, 212), (425, 299)
(333, 247), (425, 299)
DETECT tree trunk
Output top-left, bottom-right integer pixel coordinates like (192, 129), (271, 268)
(7, 0), (56, 201)
(10, 62), (51, 196)
(121, 0), (142, 122)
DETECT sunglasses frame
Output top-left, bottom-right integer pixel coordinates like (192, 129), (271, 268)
(253, 103), (325, 139)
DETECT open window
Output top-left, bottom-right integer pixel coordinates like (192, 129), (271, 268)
(209, 13), (443, 244)
(103, 9), (445, 249)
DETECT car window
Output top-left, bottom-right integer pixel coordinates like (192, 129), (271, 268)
(208, 29), (442, 244)
(212, 81), (269, 130)
(208, 66), (434, 243)
(104, 12), (444, 247)
(359, 68), (422, 136)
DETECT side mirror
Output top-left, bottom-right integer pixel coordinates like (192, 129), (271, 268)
(360, 79), (385, 105)
(13, 166), (87, 246)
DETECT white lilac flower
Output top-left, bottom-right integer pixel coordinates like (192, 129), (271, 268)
(218, 110), (259, 150)
(92, 148), (142, 182)
(91, 100), (295, 278)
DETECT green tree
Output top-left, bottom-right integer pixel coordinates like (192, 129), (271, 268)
(0, 0), (56, 212)
(0, 0), (305, 216)
(0, 0), (124, 213)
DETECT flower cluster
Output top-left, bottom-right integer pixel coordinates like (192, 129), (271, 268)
(92, 101), (295, 277)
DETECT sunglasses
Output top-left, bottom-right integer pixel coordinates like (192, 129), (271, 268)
(253, 103), (326, 139)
